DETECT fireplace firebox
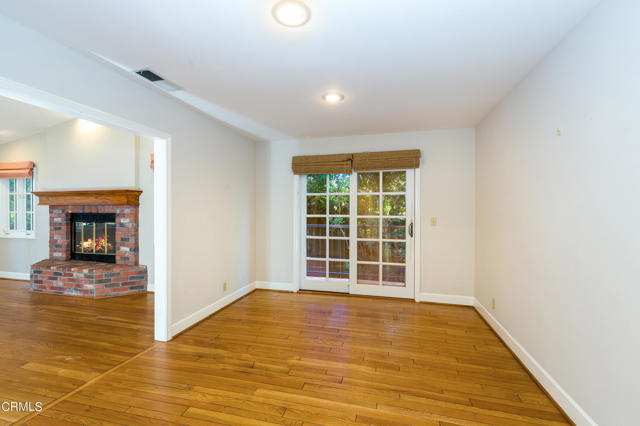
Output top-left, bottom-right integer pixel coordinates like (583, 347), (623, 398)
(71, 213), (116, 263)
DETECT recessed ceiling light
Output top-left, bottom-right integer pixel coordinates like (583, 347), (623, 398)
(272, 0), (311, 27)
(322, 92), (344, 103)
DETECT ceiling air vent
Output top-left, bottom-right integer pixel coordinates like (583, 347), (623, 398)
(134, 69), (182, 92)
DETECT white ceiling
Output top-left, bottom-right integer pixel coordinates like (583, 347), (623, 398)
(0, 96), (71, 143)
(0, 0), (599, 140)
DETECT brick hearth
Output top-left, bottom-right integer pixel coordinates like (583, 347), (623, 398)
(30, 189), (147, 298)
(31, 260), (147, 297)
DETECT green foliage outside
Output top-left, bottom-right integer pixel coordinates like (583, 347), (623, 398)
(306, 174), (327, 193)
(382, 171), (406, 192)
(382, 195), (406, 216)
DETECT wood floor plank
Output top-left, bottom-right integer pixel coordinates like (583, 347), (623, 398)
(125, 406), (226, 425)
(183, 406), (279, 425)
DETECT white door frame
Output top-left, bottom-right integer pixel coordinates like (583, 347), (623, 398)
(294, 169), (421, 301)
(0, 76), (172, 341)
(292, 176), (301, 293)
(413, 168), (421, 302)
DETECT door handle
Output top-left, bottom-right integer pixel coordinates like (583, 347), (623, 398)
(409, 222), (414, 238)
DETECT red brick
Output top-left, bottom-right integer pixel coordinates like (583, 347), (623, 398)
(30, 260), (147, 298)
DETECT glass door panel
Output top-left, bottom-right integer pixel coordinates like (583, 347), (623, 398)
(350, 170), (415, 298)
(301, 173), (351, 293)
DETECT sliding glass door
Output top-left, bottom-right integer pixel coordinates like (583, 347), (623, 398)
(301, 170), (415, 299)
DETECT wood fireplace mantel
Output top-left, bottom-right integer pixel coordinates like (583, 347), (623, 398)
(33, 189), (143, 206)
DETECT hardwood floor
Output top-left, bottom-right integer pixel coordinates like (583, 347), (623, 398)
(0, 280), (569, 425)
(0, 279), (154, 424)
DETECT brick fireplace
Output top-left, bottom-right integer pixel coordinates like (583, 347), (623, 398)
(30, 189), (148, 297)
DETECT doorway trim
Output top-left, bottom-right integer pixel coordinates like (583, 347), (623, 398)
(0, 76), (172, 341)
(291, 175), (301, 293)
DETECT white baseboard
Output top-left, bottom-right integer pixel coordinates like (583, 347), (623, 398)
(254, 281), (297, 292)
(474, 299), (595, 426)
(420, 292), (474, 306)
(170, 282), (256, 337)
(0, 271), (30, 281)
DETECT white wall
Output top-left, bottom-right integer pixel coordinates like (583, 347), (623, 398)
(475, 0), (639, 424)
(37, 119), (136, 189)
(0, 14), (256, 333)
(0, 118), (155, 282)
(256, 129), (475, 298)
(136, 135), (155, 287)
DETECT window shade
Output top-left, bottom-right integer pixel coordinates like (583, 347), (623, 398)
(292, 154), (353, 175)
(0, 162), (35, 179)
(352, 150), (420, 171)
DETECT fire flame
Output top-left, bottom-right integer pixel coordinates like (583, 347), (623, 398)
(80, 237), (109, 252)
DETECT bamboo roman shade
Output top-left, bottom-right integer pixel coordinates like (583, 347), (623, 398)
(292, 150), (420, 174)
(352, 149), (421, 171)
(0, 162), (35, 179)
(292, 153), (353, 174)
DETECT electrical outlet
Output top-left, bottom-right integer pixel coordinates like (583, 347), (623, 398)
(492, 298), (496, 310)
(430, 217), (437, 227)
(223, 282), (228, 292)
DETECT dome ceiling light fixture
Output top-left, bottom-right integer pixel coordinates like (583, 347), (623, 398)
(272, 0), (311, 27)
(322, 92), (345, 104)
